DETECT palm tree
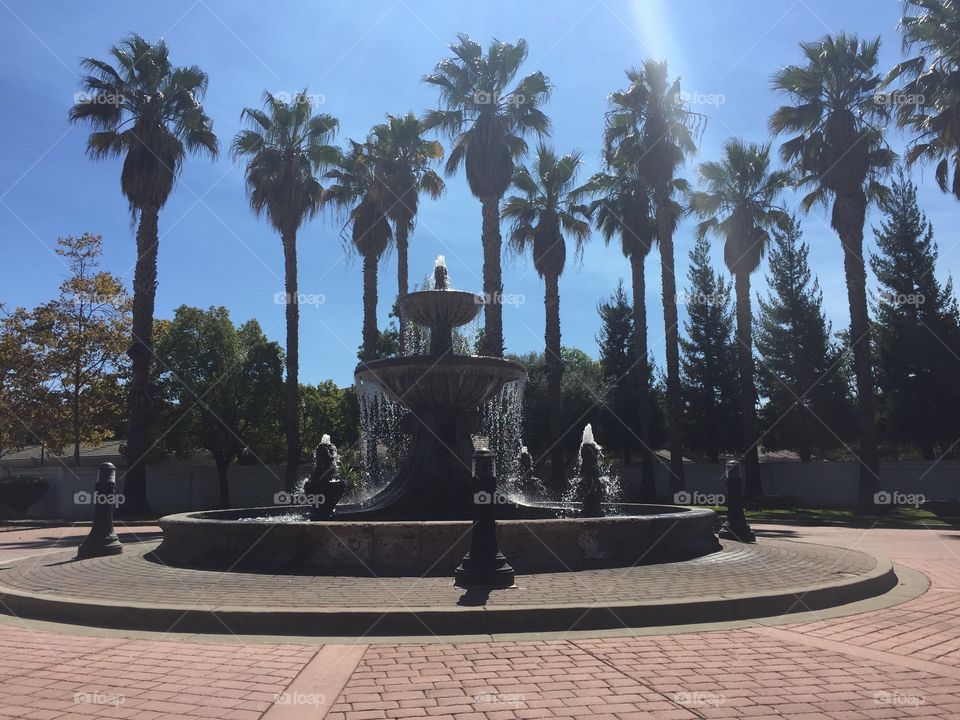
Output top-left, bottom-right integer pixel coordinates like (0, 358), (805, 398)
(582, 157), (657, 499)
(370, 113), (445, 350)
(232, 91), (339, 489)
(770, 34), (896, 511)
(688, 139), (791, 496)
(69, 35), (217, 513)
(423, 34), (551, 357)
(502, 144), (591, 488)
(888, 0), (960, 199)
(325, 140), (393, 361)
(605, 60), (700, 492)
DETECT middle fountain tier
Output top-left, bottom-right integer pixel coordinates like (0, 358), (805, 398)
(354, 257), (537, 519)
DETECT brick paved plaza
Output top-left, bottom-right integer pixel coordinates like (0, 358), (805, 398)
(0, 523), (958, 719)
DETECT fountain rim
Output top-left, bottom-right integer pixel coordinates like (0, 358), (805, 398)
(354, 353), (527, 380)
(399, 288), (485, 306)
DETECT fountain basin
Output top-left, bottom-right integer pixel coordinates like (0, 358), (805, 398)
(398, 289), (483, 329)
(356, 355), (526, 412)
(154, 505), (721, 575)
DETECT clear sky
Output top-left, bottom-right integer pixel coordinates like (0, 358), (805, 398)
(1, 0), (957, 387)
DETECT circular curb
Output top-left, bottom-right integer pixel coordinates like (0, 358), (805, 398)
(0, 544), (898, 637)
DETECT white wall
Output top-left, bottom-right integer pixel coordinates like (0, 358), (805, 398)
(623, 460), (960, 507)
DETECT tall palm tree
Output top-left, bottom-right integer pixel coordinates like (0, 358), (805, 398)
(370, 113), (445, 350)
(605, 60), (700, 492)
(688, 139), (791, 496)
(502, 144), (591, 488)
(325, 140), (393, 361)
(423, 34), (551, 357)
(888, 0), (960, 199)
(232, 91), (339, 489)
(582, 157), (657, 500)
(69, 35), (218, 513)
(770, 34), (896, 511)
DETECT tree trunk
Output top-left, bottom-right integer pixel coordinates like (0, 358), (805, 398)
(215, 453), (231, 509)
(396, 222), (409, 354)
(362, 253), (379, 360)
(72, 364), (81, 466)
(654, 183), (685, 492)
(734, 272), (761, 495)
(478, 197), (504, 357)
(833, 193), (880, 512)
(281, 229), (301, 491)
(630, 253), (656, 501)
(123, 205), (159, 515)
(544, 273), (565, 490)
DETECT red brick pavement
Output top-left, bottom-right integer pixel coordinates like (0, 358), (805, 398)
(0, 524), (957, 719)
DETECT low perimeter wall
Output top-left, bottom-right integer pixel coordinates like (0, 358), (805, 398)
(4, 460), (958, 520)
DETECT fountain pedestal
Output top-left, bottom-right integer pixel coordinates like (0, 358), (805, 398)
(455, 449), (516, 588)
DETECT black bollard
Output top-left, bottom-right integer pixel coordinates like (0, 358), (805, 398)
(77, 462), (124, 559)
(455, 449), (515, 588)
(719, 461), (756, 543)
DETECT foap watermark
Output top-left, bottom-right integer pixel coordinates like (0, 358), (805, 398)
(473, 490), (509, 505)
(74, 691), (125, 707)
(272, 90), (326, 107)
(274, 291), (326, 308)
(273, 691), (326, 708)
(875, 91), (925, 110)
(275, 491), (326, 507)
(476, 291), (526, 307)
(675, 90), (726, 107)
(473, 90), (527, 107)
(876, 290), (925, 307)
(678, 290), (730, 306)
(874, 490), (925, 508)
(674, 691), (725, 708)
(73, 90), (125, 107)
(74, 489), (125, 507)
(674, 491), (725, 507)
(474, 693), (525, 707)
(874, 691), (925, 707)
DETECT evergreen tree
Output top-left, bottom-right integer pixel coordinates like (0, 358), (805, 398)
(755, 217), (854, 461)
(871, 170), (960, 458)
(597, 283), (641, 465)
(680, 236), (741, 463)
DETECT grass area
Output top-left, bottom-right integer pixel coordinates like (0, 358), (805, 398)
(695, 502), (960, 528)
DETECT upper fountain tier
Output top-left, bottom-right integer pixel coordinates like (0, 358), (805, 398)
(396, 255), (485, 357)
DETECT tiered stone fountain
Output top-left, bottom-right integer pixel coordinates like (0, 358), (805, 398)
(353, 257), (536, 519)
(155, 258), (721, 575)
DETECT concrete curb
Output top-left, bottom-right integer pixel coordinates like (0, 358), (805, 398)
(0, 550), (898, 637)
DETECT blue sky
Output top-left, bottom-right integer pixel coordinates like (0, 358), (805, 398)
(1, 0), (957, 387)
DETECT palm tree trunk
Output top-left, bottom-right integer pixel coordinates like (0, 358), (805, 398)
(734, 272), (761, 495)
(362, 253), (379, 360)
(396, 222), (409, 354)
(281, 229), (300, 491)
(630, 253), (655, 501)
(479, 198), (504, 357)
(544, 272), (565, 490)
(654, 183), (685, 492)
(833, 193), (880, 512)
(123, 204), (159, 515)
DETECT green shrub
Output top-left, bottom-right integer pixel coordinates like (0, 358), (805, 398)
(0, 475), (49, 516)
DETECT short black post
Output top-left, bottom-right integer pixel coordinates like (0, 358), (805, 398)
(455, 449), (515, 588)
(77, 462), (124, 559)
(719, 461), (756, 543)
